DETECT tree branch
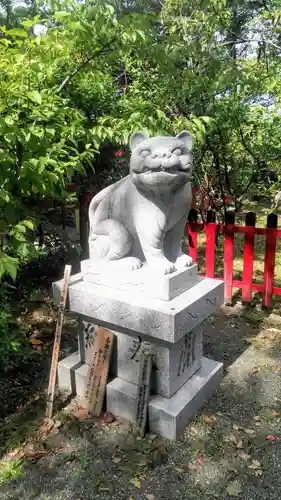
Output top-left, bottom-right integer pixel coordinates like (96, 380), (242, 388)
(57, 32), (125, 94)
(234, 114), (258, 162)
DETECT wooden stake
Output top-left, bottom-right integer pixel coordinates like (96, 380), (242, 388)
(46, 264), (72, 419)
(136, 342), (152, 437)
(84, 327), (114, 416)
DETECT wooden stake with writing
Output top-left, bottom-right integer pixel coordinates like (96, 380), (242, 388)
(84, 327), (114, 416)
(46, 264), (72, 419)
(136, 342), (152, 437)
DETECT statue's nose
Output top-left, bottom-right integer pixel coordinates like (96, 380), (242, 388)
(151, 150), (171, 159)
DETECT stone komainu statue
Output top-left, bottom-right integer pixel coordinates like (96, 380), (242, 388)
(88, 131), (194, 275)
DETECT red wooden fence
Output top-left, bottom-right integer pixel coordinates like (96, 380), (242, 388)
(186, 210), (281, 309)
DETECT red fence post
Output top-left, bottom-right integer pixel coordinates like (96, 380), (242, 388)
(224, 212), (235, 303)
(205, 210), (216, 278)
(263, 213), (278, 308)
(242, 212), (256, 304)
(188, 209), (198, 263)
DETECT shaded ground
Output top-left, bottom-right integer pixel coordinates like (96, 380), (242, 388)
(1, 302), (281, 499)
(0, 293), (78, 420)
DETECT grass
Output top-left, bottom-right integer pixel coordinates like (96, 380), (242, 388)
(0, 460), (23, 485)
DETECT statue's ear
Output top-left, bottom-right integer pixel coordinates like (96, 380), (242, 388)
(130, 131), (149, 151)
(176, 131), (193, 150)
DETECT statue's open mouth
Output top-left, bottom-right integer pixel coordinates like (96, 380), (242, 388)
(140, 166), (187, 174)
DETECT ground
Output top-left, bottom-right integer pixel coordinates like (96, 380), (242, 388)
(1, 300), (281, 500)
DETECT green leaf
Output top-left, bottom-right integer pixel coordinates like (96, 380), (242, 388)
(69, 21), (85, 31)
(0, 189), (10, 202)
(7, 28), (28, 38)
(3, 257), (18, 281)
(14, 224), (27, 234)
(54, 11), (71, 20)
(13, 232), (26, 242)
(22, 220), (34, 230)
(27, 91), (42, 104)
(192, 117), (205, 132)
(0, 259), (5, 280)
(17, 243), (29, 258)
(46, 128), (55, 136)
(201, 116), (214, 126)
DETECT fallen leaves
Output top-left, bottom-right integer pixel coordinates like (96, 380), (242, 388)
(244, 428), (255, 436)
(247, 459), (263, 476)
(129, 478), (141, 489)
(15, 406), (25, 413)
(271, 410), (280, 417)
(203, 414), (217, 425)
(266, 435), (277, 441)
(145, 494), (155, 500)
(232, 424), (241, 431)
(173, 466), (184, 473)
(187, 463), (198, 471)
(112, 457), (121, 464)
(37, 419), (54, 437)
(225, 434), (244, 449)
(248, 459), (261, 470)
(100, 411), (115, 425)
(30, 339), (42, 346)
(23, 450), (48, 459)
(7, 448), (23, 459)
(238, 452), (251, 461)
(72, 408), (91, 420)
(226, 480), (242, 497)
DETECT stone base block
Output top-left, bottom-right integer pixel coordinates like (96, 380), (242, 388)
(52, 273), (83, 306)
(57, 350), (117, 400)
(75, 363), (89, 398)
(106, 357), (223, 440)
(117, 328), (203, 397)
(57, 352), (83, 394)
(78, 317), (97, 364)
(53, 273), (224, 343)
(57, 356), (90, 400)
(81, 259), (199, 301)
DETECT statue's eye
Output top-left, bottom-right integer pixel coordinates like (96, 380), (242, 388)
(140, 149), (150, 158)
(172, 148), (183, 156)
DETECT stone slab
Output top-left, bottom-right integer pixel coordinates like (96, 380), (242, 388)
(149, 357), (223, 440)
(75, 362), (88, 398)
(52, 272), (83, 306)
(78, 316), (97, 364)
(57, 352), (83, 394)
(81, 259), (199, 301)
(117, 328), (202, 397)
(106, 357), (223, 440)
(53, 273), (224, 343)
(57, 337), (117, 399)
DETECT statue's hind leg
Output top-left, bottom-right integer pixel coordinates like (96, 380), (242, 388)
(89, 218), (132, 260)
(89, 218), (142, 270)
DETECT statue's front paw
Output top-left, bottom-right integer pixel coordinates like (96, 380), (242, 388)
(109, 256), (142, 271)
(176, 253), (193, 269)
(127, 257), (143, 271)
(152, 258), (176, 275)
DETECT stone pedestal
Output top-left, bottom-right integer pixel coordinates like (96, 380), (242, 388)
(53, 264), (224, 440)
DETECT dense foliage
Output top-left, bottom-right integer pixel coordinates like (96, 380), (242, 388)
(0, 0), (281, 282)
